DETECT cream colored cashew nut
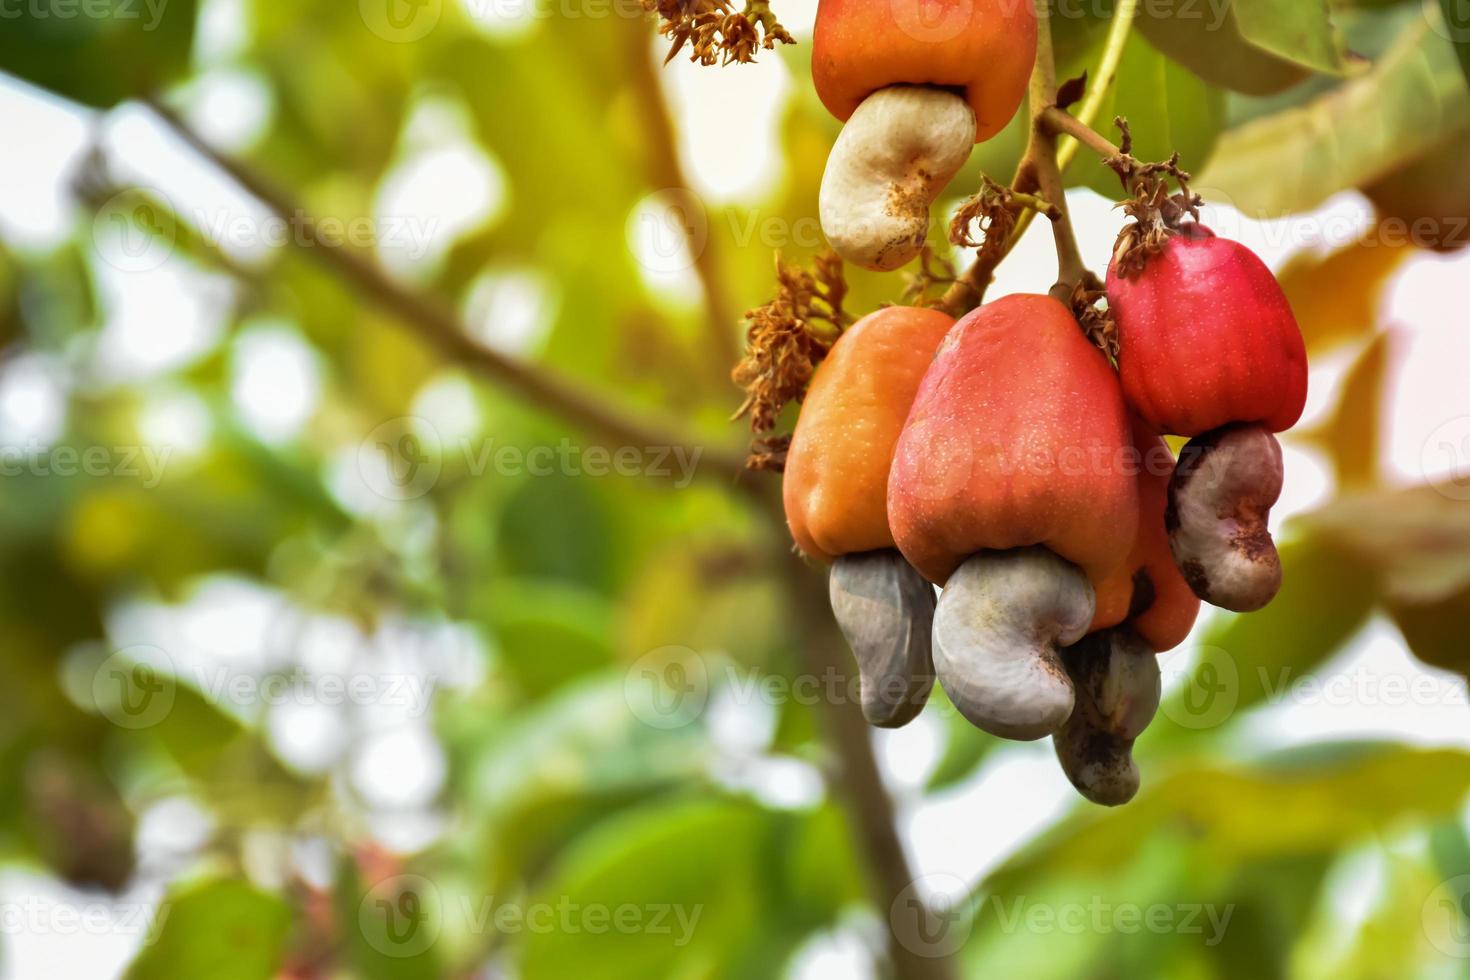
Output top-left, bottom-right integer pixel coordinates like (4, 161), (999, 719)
(1053, 629), (1161, 806)
(818, 86), (977, 271)
(828, 549), (936, 729)
(932, 546), (1094, 740)
(1167, 423), (1284, 612)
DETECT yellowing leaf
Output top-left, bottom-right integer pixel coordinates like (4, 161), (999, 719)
(1199, 16), (1469, 216)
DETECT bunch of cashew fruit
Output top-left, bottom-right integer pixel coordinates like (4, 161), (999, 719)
(782, 0), (1308, 805)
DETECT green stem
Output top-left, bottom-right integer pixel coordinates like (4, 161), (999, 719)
(1058, 0), (1138, 173)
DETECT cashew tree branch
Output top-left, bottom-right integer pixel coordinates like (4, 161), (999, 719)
(141, 97), (751, 487)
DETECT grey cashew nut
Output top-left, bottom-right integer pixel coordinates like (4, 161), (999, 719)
(828, 549), (936, 728)
(1167, 423), (1284, 612)
(932, 546), (1094, 740)
(818, 85), (976, 272)
(1053, 629), (1161, 806)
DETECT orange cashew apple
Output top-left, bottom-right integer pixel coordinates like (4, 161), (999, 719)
(811, 0), (1035, 270)
(783, 306), (955, 727)
(887, 294), (1137, 739)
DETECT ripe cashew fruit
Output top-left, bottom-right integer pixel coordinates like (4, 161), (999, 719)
(932, 547), (1093, 740)
(888, 294), (1139, 590)
(1089, 418), (1201, 651)
(1106, 225), (1308, 439)
(1167, 423), (1284, 612)
(829, 550), (936, 728)
(784, 306), (956, 562)
(1053, 628), (1161, 806)
(811, 0), (1035, 141)
(818, 86), (976, 271)
(784, 306), (955, 727)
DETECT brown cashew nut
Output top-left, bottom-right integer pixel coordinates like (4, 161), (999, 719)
(931, 546), (1094, 741)
(818, 85), (976, 271)
(828, 549), (937, 728)
(1052, 628), (1161, 806)
(1167, 422), (1284, 612)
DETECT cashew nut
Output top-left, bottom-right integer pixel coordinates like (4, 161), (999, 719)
(931, 546), (1094, 740)
(1052, 629), (1160, 806)
(828, 549), (936, 728)
(818, 85), (976, 272)
(1167, 423), (1284, 612)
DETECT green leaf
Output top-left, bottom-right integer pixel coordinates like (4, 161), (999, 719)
(0, 0), (198, 108)
(1077, 33), (1226, 199)
(990, 745), (1470, 890)
(1199, 15), (1470, 215)
(1135, 0), (1321, 95)
(124, 879), (290, 980)
(477, 580), (617, 698)
(519, 798), (766, 980)
(1233, 0), (1350, 74)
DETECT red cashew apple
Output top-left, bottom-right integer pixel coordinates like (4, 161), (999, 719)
(888, 294), (1137, 739)
(783, 306), (955, 727)
(1107, 225), (1307, 612)
(1106, 225), (1307, 440)
(1089, 418), (1201, 653)
(811, 0), (1035, 269)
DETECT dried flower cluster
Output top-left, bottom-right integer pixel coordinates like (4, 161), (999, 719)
(645, 0), (795, 67)
(1107, 119), (1203, 278)
(732, 252), (851, 469)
